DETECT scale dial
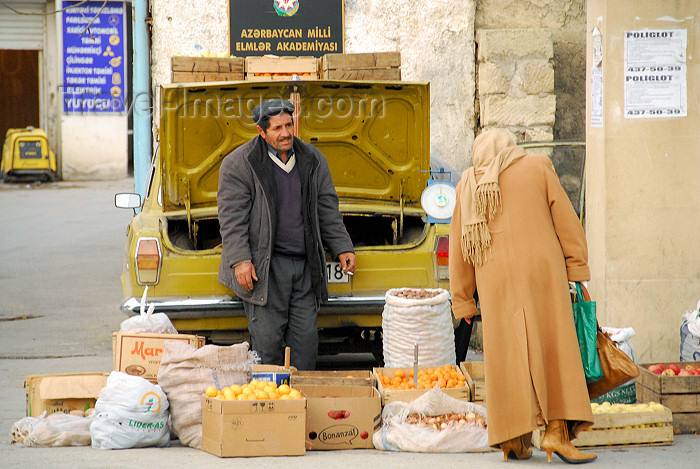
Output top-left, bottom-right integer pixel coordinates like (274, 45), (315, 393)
(420, 181), (457, 221)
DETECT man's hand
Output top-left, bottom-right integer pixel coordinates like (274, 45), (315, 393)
(338, 252), (356, 274)
(234, 261), (258, 291)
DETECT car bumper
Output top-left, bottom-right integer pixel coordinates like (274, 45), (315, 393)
(119, 295), (387, 319)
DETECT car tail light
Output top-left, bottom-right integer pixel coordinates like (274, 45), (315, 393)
(135, 237), (161, 284)
(435, 235), (449, 280)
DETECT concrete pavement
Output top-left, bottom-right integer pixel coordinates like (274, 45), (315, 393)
(1, 179), (697, 468)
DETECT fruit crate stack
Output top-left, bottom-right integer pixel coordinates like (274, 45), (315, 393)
(637, 361), (700, 433)
(320, 52), (401, 80)
(533, 402), (674, 449)
(171, 56), (245, 83)
(245, 56), (318, 81)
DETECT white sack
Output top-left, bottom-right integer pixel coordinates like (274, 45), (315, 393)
(10, 412), (93, 447)
(373, 387), (492, 453)
(90, 371), (170, 449)
(120, 286), (177, 334)
(382, 288), (455, 367)
(681, 301), (700, 361)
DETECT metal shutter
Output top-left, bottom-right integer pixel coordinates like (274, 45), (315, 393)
(0, 2), (46, 50)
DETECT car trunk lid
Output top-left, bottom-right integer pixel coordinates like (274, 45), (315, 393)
(159, 80), (430, 214)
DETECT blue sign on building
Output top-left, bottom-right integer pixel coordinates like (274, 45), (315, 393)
(63, 1), (126, 113)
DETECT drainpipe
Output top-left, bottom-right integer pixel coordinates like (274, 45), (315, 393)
(132, 0), (151, 204)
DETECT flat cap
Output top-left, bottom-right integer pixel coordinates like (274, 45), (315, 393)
(252, 99), (295, 124)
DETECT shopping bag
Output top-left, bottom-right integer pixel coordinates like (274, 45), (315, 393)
(587, 324), (640, 400)
(572, 283), (603, 383)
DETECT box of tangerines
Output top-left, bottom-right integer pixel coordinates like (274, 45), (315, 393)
(373, 364), (471, 405)
(200, 378), (306, 457)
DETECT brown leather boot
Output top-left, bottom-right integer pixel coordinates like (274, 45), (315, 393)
(541, 420), (597, 464)
(499, 433), (533, 461)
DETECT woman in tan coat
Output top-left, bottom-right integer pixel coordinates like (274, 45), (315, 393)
(449, 130), (596, 464)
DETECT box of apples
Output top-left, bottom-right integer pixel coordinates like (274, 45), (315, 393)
(636, 361), (700, 434)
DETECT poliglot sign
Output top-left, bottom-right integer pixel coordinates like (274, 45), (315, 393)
(62, 1), (127, 113)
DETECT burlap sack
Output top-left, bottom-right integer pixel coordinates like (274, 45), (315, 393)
(157, 341), (257, 449)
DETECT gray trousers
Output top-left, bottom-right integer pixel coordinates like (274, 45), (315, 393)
(243, 254), (319, 370)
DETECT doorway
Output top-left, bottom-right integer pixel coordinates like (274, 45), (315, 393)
(0, 49), (40, 142)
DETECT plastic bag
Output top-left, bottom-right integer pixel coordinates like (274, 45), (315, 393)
(382, 288), (455, 367)
(10, 412), (93, 447)
(573, 283), (603, 383)
(90, 371), (170, 449)
(680, 300), (700, 361)
(120, 286), (177, 334)
(600, 326), (637, 364)
(373, 387), (492, 453)
(156, 341), (257, 449)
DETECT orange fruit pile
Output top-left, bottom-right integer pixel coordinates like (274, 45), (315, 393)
(378, 364), (467, 390)
(204, 379), (303, 400)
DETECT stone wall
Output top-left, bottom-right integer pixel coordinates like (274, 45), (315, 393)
(150, 0), (477, 172)
(475, 0), (586, 204)
(149, 0), (585, 174)
(475, 0), (586, 141)
(476, 28), (556, 142)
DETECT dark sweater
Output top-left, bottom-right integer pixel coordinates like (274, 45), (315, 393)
(272, 161), (305, 256)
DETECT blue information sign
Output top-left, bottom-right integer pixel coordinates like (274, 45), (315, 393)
(62, 1), (126, 113)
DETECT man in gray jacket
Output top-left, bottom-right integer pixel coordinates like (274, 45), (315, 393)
(217, 99), (356, 370)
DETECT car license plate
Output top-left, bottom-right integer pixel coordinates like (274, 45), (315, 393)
(326, 261), (349, 283)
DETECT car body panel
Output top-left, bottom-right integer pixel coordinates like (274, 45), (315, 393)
(159, 80), (430, 213)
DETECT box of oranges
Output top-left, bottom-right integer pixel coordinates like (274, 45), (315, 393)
(373, 364), (471, 405)
(200, 378), (306, 457)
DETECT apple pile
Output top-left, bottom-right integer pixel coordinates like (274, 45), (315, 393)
(647, 363), (700, 376)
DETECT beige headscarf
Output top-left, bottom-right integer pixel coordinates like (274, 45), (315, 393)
(460, 130), (528, 266)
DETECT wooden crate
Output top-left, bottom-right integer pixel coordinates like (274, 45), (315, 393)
(533, 405), (674, 448)
(373, 366), (470, 405)
(636, 361), (700, 434)
(290, 370), (375, 387)
(171, 56), (244, 83)
(245, 56), (318, 81)
(459, 361), (485, 402)
(320, 52), (401, 80)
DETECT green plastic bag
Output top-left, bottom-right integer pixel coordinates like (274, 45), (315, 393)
(573, 282), (603, 383)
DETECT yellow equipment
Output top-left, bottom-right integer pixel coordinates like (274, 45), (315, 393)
(1, 127), (58, 182)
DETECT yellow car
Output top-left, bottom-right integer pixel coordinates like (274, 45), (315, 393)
(116, 80), (454, 357)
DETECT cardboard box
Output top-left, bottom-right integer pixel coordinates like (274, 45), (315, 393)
(291, 370), (375, 388)
(113, 332), (205, 383)
(320, 52), (401, 80)
(533, 404), (674, 448)
(252, 364), (295, 387)
(171, 56), (245, 82)
(373, 366), (470, 405)
(25, 373), (109, 417)
(245, 56), (318, 81)
(636, 361), (700, 433)
(201, 395), (306, 457)
(296, 384), (381, 450)
(459, 361), (486, 402)
(591, 380), (637, 405)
